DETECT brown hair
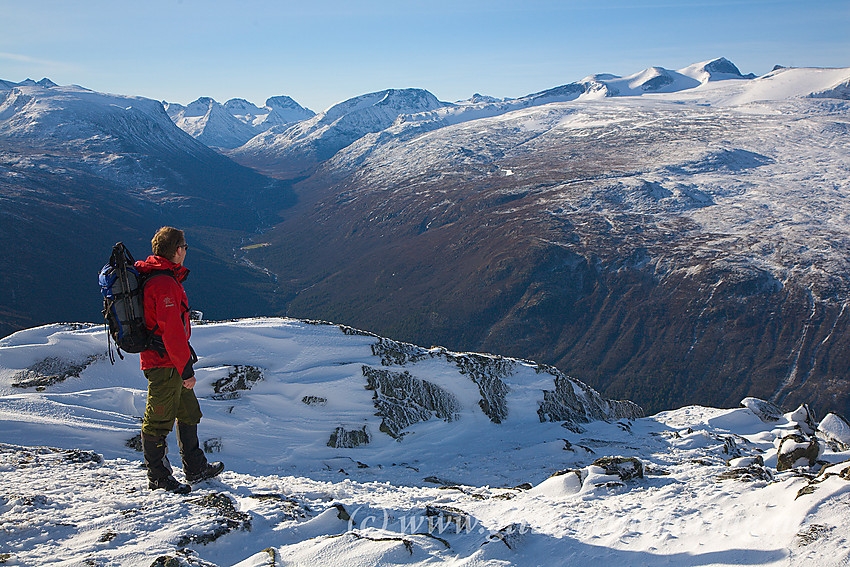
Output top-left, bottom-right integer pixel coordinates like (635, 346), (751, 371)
(151, 226), (185, 260)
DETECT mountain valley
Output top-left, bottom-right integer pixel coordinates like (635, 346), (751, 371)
(3, 59), (850, 418)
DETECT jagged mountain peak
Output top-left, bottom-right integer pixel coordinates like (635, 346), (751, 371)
(0, 77), (58, 91)
(181, 96), (219, 117)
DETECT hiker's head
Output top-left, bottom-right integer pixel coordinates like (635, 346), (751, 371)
(151, 226), (187, 263)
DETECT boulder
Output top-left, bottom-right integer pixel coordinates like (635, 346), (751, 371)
(740, 397), (783, 423)
(592, 456), (644, 481)
(777, 433), (820, 471)
(817, 413), (850, 451)
(717, 456), (772, 482)
(785, 404), (817, 435)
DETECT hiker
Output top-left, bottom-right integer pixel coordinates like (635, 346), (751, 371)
(136, 226), (223, 494)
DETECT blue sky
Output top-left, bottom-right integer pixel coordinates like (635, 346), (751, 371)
(2, 0), (848, 112)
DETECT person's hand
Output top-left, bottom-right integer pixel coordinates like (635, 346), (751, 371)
(183, 376), (196, 389)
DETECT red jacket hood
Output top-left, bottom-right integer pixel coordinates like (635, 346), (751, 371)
(135, 255), (190, 282)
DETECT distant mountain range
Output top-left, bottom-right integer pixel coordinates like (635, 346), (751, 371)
(3, 58), (850, 419)
(0, 80), (295, 332)
(163, 95), (315, 149)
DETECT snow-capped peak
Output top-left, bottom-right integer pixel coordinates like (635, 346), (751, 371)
(678, 57), (751, 82)
(0, 77), (57, 91)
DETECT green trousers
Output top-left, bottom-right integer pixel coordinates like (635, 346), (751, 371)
(141, 366), (203, 438)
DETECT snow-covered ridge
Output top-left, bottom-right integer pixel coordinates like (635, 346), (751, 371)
(0, 318), (641, 451)
(232, 88), (449, 176)
(3, 318), (850, 566)
(163, 95), (315, 149)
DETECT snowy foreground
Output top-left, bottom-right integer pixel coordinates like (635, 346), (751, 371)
(2, 319), (850, 566)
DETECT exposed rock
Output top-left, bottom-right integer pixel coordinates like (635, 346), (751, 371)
(338, 324), (379, 337)
(11, 355), (102, 390)
(716, 464), (773, 482)
(549, 468), (585, 481)
(741, 397), (784, 423)
(125, 435), (142, 452)
(786, 404), (817, 435)
(448, 353), (513, 423)
(727, 455), (764, 468)
(796, 524), (834, 546)
(592, 456), (644, 481)
(795, 460), (850, 499)
(178, 492), (251, 546)
(203, 438), (222, 453)
(425, 505), (474, 534)
(777, 433), (821, 471)
(815, 459), (850, 481)
(210, 365), (264, 400)
(2, 444), (103, 468)
(302, 395), (328, 407)
(247, 493), (309, 522)
(327, 426), (371, 448)
(817, 413), (850, 451)
(363, 366), (461, 438)
(721, 436), (744, 457)
(483, 523), (530, 550)
(149, 549), (219, 567)
(371, 337), (432, 366)
(537, 366), (644, 426)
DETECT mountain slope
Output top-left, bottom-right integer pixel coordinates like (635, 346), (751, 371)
(242, 65), (850, 417)
(230, 88), (449, 178)
(1, 319), (849, 566)
(166, 95), (316, 149)
(167, 97), (259, 149)
(0, 80), (294, 336)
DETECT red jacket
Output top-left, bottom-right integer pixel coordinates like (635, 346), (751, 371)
(135, 255), (195, 379)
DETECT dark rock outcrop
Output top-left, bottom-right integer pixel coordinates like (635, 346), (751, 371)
(11, 355), (102, 390)
(447, 353), (513, 424)
(209, 365), (264, 400)
(178, 492), (252, 546)
(777, 433), (821, 471)
(328, 426), (371, 448)
(741, 398), (784, 423)
(592, 456), (644, 481)
(363, 366), (461, 438)
(537, 367), (644, 426)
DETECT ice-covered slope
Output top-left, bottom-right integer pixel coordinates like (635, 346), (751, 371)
(2, 319), (850, 566)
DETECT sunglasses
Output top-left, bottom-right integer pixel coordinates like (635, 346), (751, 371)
(178, 244), (189, 250)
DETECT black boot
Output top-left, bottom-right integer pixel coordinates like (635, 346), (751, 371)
(177, 423), (224, 484)
(142, 432), (190, 494)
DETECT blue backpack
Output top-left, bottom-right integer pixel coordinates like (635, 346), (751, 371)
(99, 242), (169, 362)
